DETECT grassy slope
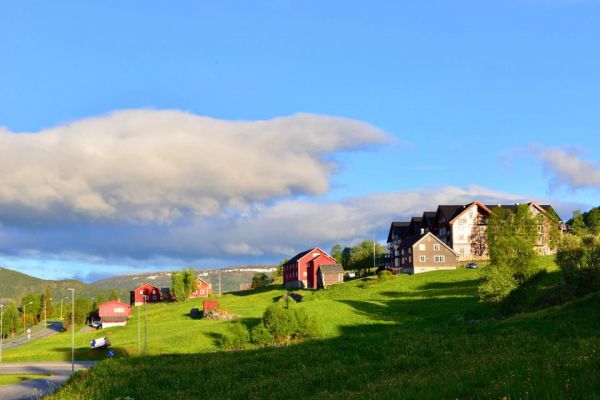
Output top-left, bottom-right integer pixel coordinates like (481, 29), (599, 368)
(0, 374), (51, 386)
(17, 257), (600, 398)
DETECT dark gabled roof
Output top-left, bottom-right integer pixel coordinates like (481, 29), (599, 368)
(422, 211), (436, 228)
(286, 249), (313, 264)
(387, 221), (410, 243)
(397, 232), (458, 255)
(437, 205), (467, 221)
(411, 216), (423, 223)
(397, 232), (427, 250)
(318, 264), (344, 274)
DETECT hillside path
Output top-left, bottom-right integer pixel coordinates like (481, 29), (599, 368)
(0, 361), (96, 400)
(1, 321), (63, 351)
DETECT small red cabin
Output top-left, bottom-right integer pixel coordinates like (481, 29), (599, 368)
(130, 283), (161, 306)
(96, 301), (132, 328)
(190, 277), (212, 298)
(283, 247), (338, 289)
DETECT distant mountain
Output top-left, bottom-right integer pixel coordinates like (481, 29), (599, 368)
(90, 265), (277, 295)
(0, 265), (277, 304)
(0, 267), (89, 304)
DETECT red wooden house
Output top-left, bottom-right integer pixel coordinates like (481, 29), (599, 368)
(190, 277), (212, 298)
(93, 300), (132, 328)
(130, 283), (161, 306)
(283, 247), (338, 289)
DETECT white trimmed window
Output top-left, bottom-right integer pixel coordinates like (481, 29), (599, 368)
(434, 255), (445, 262)
(419, 256), (426, 262)
(433, 244), (440, 251)
(418, 244), (426, 251)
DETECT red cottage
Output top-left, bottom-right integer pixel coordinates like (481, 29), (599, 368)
(283, 247), (338, 289)
(130, 283), (161, 306)
(190, 277), (212, 298)
(95, 301), (132, 328)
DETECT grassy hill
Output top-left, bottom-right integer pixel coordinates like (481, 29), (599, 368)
(4, 257), (598, 399)
(0, 267), (88, 304)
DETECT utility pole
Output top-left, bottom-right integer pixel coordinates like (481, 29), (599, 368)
(143, 295), (148, 356)
(0, 304), (4, 364)
(67, 288), (75, 373)
(373, 235), (376, 275)
(218, 269), (222, 297)
(22, 301), (32, 334)
(137, 301), (141, 356)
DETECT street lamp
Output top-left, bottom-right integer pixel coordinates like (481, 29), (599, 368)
(44, 297), (52, 329)
(60, 296), (69, 321)
(0, 304), (4, 364)
(142, 294), (148, 356)
(22, 301), (32, 334)
(67, 288), (75, 373)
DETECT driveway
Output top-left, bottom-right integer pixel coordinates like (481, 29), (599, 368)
(0, 361), (96, 400)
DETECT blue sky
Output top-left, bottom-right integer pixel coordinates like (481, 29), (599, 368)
(0, 1), (598, 281)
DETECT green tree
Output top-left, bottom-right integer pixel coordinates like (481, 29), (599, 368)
(251, 272), (273, 289)
(330, 244), (342, 263)
(21, 293), (42, 326)
(586, 208), (600, 235)
(570, 210), (586, 236)
(1, 303), (22, 337)
(220, 322), (250, 351)
(40, 288), (54, 322)
(108, 290), (120, 301)
(182, 268), (197, 299)
(556, 233), (600, 296)
(479, 205), (537, 303)
(349, 240), (386, 275)
(64, 298), (93, 329)
(171, 272), (186, 301)
(341, 247), (352, 270)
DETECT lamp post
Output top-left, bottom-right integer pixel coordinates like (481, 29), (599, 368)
(142, 294), (148, 356)
(0, 304), (4, 364)
(60, 296), (69, 321)
(22, 301), (32, 334)
(44, 297), (52, 330)
(67, 288), (75, 373)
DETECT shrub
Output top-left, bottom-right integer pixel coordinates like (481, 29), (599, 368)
(556, 234), (600, 296)
(220, 322), (250, 351)
(250, 322), (274, 347)
(377, 270), (393, 281)
(262, 300), (318, 346)
(478, 263), (518, 303)
(251, 273), (274, 289)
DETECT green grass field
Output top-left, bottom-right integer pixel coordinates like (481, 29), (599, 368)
(0, 374), (51, 386)
(6, 256), (600, 399)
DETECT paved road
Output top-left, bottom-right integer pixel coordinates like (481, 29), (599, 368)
(1, 321), (63, 351)
(0, 361), (96, 400)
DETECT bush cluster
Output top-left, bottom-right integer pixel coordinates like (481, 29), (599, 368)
(377, 270), (394, 282)
(220, 297), (318, 350)
(556, 234), (600, 296)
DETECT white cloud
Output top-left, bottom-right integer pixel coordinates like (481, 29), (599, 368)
(534, 147), (600, 191)
(0, 110), (389, 223)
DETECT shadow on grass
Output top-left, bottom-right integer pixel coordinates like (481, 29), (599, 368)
(50, 291), (600, 400)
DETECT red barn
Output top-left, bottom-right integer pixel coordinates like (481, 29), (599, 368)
(95, 301), (132, 328)
(130, 283), (161, 306)
(283, 247), (338, 289)
(190, 277), (212, 298)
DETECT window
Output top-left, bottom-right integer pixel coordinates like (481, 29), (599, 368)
(401, 249), (404, 255)
(139, 290), (143, 295)
(114, 307), (125, 313)
(434, 255), (445, 262)
(303, 271), (307, 277)
(200, 290), (205, 295)
(433, 244), (440, 251)
(419, 256), (426, 262)
(408, 248), (412, 254)
(408, 256), (412, 263)
(418, 244), (426, 251)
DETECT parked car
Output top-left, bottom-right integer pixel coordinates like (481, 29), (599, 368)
(344, 271), (356, 280)
(466, 262), (478, 269)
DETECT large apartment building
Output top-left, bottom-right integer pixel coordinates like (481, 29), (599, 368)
(387, 201), (562, 267)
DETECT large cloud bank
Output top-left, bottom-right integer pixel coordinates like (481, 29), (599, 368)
(0, 110), (388, 223)
(535, 147), (600, 191)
